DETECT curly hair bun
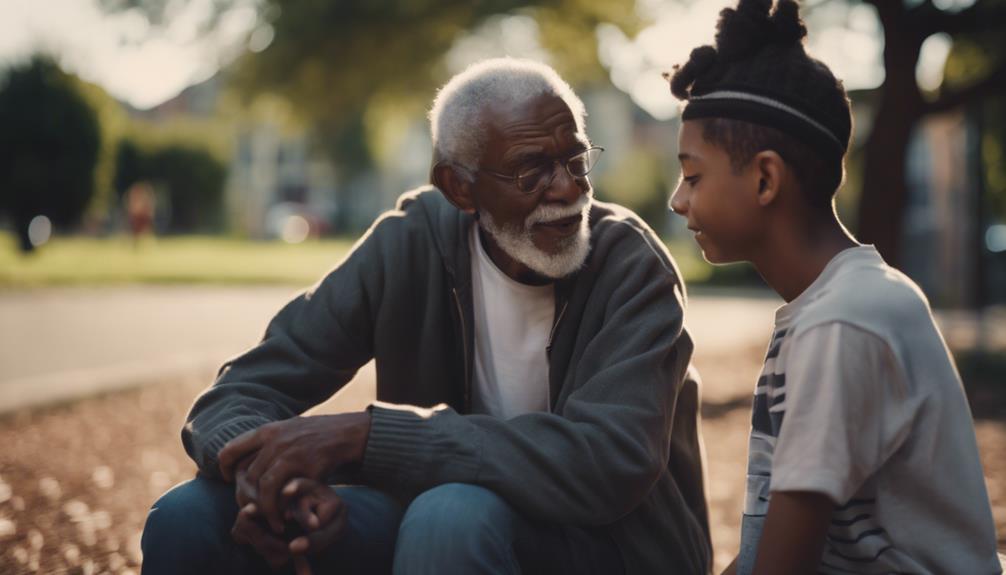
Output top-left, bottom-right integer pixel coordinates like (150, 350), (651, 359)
(716, 0), (807, 62)
(669, 46), (718, 100)
(665, 0), (852, 188)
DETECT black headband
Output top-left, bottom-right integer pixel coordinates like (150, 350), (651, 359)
(681, 86), (847, 163)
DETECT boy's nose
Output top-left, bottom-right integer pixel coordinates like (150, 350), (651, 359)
(669, 185), (688, 216)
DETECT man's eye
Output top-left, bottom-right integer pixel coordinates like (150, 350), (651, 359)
(519, 164), (550, 189)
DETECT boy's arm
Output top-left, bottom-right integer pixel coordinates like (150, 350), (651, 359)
(752, 490), (834, 575)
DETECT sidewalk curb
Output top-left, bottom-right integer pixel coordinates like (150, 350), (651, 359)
(0, 351), (231, 413)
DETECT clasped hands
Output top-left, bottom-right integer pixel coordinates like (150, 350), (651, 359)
(217, 411), (372, 573)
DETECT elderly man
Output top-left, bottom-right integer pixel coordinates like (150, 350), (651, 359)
(141, 58), (711, 575)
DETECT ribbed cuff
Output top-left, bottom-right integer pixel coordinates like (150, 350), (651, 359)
(199, 417), (271, 477)
(360, 403), (482, 490)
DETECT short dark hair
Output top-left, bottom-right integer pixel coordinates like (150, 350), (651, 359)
(669, 0), (852, 209)
(700, 117), (838, 210)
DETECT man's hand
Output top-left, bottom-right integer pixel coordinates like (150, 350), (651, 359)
(231, 502), (292, 571)
(218, 412), (371, 533)
(233, 454), (259, 510)
(282, 478), (349, 557)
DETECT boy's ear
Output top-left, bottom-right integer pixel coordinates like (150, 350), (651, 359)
(432, 162), (477, 215)
(753, 150), (784, 208)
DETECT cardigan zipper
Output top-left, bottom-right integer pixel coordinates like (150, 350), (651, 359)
(545, 299), (568, 412)
(451, 287), (471, 412)
(546, 299), (568, 355)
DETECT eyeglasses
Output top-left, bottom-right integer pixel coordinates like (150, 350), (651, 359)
(479, 146), (604, 195)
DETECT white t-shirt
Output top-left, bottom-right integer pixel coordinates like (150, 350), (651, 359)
(469, 226), (554, 418)
(738, 246), (1000, 575)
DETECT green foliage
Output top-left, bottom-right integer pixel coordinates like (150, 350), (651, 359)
(595, 148), (673, 232)
(233, 0), (636, 122)
(222, 0), (639, 173)
(943, 33), (1006, 222)
(0, 56), (101, 251)
(149, 145), (228, 232)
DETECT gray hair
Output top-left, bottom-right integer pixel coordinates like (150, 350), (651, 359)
(429, 58), (587, 181)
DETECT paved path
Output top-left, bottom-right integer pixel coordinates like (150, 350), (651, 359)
(7, 284), (1001, 413)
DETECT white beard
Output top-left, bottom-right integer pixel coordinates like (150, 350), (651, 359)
(479, 192), (592, 279)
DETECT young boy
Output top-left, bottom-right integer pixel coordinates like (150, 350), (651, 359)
(666, 0), (1001, 573)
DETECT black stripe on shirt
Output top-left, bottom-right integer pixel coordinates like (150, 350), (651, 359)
(834, 498), (876, 511)
(830, 513), (872, 526)
(827, 527), (887, 545)
(826, 544), (893, 563)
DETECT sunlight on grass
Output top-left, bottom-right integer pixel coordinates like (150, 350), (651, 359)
(0, 233), (714, 287)
(0, 233), (357, 287)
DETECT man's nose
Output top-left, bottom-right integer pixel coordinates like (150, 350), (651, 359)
(543, 163), (585, 204)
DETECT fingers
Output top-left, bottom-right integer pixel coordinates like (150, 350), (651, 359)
(235, 469), (259, 508)
(283, 480), (321, 531)
(312, 491), (344, 526)
(257, 462), (295, 534)
(293, 555), (313, 575)
(231, 503), (289, 568)
(219, 428), (265, 482)
(288, 496), (348, 556)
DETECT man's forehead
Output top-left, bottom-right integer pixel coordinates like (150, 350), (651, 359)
(485, 93), (577, 133)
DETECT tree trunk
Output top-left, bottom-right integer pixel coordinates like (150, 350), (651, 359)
(856, 94), (918, 267)
(14, 213), (35, 253)
(855, 3), (925, 268)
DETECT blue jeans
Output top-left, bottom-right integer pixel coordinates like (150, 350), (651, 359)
(141, 477), (623, 574)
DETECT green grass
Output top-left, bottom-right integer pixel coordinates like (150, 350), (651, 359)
(0, 233), (719, 287)
(0, 233), (357, 287)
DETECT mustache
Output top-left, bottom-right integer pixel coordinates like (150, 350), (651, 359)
(524, 191), (592, 227)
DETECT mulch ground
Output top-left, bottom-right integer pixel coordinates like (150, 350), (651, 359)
(0, 344), (1003, 574)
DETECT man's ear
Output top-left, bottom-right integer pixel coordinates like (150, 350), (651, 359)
(432, 162), (477, 215)
(753, 150), (784, 208)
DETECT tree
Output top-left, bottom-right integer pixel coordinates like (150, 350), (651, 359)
(0, 56), (101, 252)
(101, 0), (638, 172)
(851, 0), (1006, 266)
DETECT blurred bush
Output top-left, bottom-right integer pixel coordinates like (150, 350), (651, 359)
(596, 148), (672, 233)
(115, 138), (227, 234)
(0, 56), (101, 252)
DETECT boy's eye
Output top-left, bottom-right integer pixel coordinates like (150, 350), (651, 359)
(683, 174), (701, 186)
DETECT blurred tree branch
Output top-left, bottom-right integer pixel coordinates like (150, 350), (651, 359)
(850, 0), (1006, 266)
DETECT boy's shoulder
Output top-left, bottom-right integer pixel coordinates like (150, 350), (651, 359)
(791, 247), (935, 341)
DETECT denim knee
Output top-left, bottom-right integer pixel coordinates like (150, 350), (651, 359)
(141, 477), (239, 573)
(394, 483), (520, 575)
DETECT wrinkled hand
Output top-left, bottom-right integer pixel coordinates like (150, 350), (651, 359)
(281, 478), (349, 557)
(231, 502), (293, 571)
(233, 454), (259, 510)
(231, 478), (347, 575)
(218, 412), (371, 533)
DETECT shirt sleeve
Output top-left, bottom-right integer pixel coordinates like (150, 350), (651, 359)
(769, 322), (915, 504)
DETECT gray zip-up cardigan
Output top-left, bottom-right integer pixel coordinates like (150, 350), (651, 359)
(183, 187), (712, 574)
